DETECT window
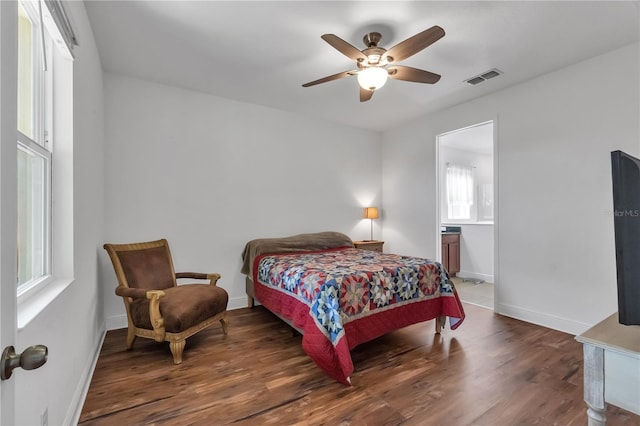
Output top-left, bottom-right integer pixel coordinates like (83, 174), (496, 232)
(17, 136), (51, 289)
(17, 0), (52, 295)
(446, 164), (474, 220)
(16, 0), (75, 302)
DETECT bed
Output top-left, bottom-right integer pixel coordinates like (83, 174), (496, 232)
(240, 231), (465, 385)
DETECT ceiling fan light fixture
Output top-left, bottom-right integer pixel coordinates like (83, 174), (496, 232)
(357, 67), (388, 91)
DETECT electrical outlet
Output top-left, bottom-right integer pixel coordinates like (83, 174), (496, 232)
(41, 407), (48, 426)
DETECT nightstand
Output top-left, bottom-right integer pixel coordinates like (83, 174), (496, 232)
(353, 240), (384, 252)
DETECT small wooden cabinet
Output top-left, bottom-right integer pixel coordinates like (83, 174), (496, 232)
(353, 240), (384, 252)
(441, 233), (460, 277)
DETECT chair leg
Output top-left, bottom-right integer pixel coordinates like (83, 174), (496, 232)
(247, 296), (255, 308)
(220, 317), (229, 335)
(126, 326), (137, 349)
(169, 340), (186, 364)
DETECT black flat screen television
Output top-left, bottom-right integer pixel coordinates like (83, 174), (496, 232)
(611, 150), (640, 325)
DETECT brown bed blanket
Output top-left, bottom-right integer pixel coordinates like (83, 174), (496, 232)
(241, 231), (354, 277)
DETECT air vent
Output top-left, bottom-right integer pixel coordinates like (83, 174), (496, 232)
(465, 68), (503, 85)
(466, 76), (485, 85)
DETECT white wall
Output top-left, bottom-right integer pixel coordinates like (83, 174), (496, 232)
(14, 2), (105, 425)
(382, 43), (639, 335)
(102, 73), (382, 328)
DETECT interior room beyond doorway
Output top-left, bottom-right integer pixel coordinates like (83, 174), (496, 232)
(438, 121), (495, 310)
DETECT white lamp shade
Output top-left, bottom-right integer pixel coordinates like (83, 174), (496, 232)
(357, 67), (388, 91)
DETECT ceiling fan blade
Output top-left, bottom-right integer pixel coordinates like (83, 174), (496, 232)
(383, 26), (445, 63)
(360, 87), (374, 102)
(302, 70), (357, 87)
(387, 65), (441, 84)
(321, 34), (368, 62)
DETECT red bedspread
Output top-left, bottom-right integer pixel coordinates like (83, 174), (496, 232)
(252, 247), (465, 385)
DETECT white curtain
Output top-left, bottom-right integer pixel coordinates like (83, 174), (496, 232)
(479, 183), (494, 220)
(446, 164), (474, 219)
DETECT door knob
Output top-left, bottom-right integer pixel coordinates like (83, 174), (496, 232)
(1, 345), (48, 380)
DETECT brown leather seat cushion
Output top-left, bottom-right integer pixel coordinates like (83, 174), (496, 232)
(130, 284), (228, 333)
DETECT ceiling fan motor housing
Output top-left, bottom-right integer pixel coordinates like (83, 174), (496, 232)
(361, 33), (392, 66)
(359, 47), (388, 68)
(363, 32), (382, 47)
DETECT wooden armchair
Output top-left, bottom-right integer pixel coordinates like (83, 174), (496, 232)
(103, 239), (228, 364)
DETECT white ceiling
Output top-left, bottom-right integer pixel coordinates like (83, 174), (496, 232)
(84, 1), (639, 132)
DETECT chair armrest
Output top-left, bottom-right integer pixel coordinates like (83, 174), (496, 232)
(116, 287), (166, 341)
(176, 272), (221, 286)
(115, 287), (148, 299)
(176, 272), (208, 280)
(146, 290), (166, 342)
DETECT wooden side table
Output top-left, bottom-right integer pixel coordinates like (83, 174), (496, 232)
(353, 240), (384, 252)
(575, 313), (640, 425)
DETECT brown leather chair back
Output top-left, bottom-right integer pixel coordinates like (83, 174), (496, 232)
(104, 239), (177, 291)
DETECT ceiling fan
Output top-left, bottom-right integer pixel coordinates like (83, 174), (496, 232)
(302, 26), (445, 102)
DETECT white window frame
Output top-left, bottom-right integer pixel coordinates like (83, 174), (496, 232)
(16, 0), (53, 299)
(16, 134), (52, 298)
(16, 0), (75, 325)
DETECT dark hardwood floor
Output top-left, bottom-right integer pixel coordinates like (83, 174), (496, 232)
(79, 304), (638, 425)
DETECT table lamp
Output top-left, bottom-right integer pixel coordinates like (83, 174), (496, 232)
(363, 207), (379, 241)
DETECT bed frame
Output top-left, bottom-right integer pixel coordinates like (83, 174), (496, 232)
(246, 276), (305, 334)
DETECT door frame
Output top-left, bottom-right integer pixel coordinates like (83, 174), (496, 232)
(435, 119), (499, 309)
(0, 1), (19, 423)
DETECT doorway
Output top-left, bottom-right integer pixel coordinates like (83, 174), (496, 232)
(437, 121), (495, 310)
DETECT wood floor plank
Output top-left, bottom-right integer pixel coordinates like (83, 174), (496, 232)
(79, 304), (639, 425)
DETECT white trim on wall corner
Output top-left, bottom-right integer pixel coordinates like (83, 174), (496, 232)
(496, 302), (593, 336)
(457, 271), (494, 283)
(227, 296), (248, 311)
(65, 329), (106, 426)
(105, 314), (128, 331)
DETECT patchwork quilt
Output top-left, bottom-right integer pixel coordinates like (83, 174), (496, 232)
(252, 247), (465, 385)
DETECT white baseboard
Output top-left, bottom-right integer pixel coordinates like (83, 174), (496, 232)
(228, 295), (248, 310)
(105, 314), (128, 331)
(457, 270), (494, 283)
(105, 296), (251, 331)
(65, 329), (106, 426)
(496, 302), (592, 336)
